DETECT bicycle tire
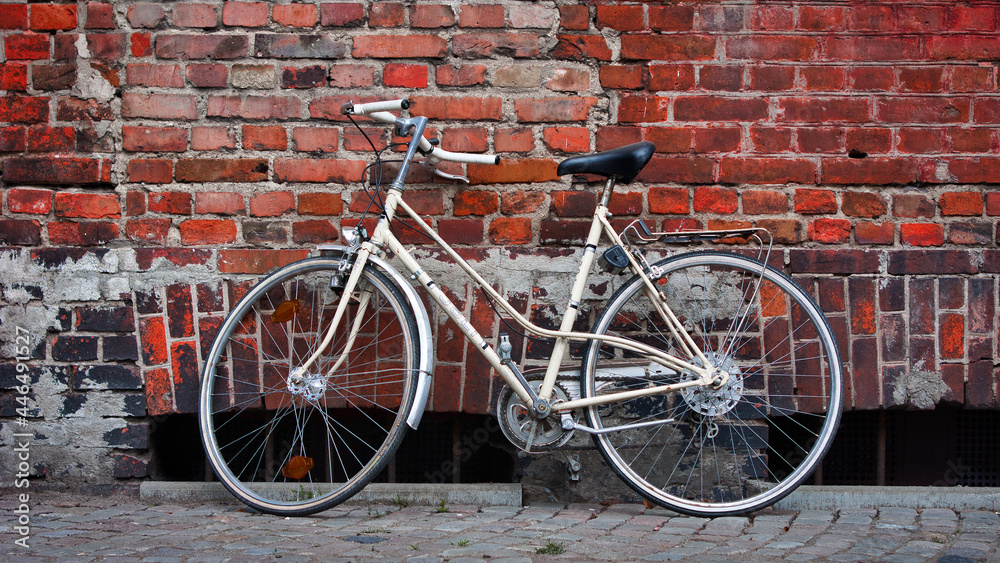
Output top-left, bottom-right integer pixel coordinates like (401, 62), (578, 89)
(581, 251), (842, 516)
(199, 257), (420, 516)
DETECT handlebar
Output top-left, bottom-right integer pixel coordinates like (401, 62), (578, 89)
(341, 99), (500, 166)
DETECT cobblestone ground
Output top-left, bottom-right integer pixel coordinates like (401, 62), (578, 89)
(0, 491), (998, 562)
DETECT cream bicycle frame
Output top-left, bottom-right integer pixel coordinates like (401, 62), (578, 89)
(295, 107), (728, 418)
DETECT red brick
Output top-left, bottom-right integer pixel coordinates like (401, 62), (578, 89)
(543, 127), (590, 153)
(807, 218), (851, 243)
(7, 188), (53, 214)
(217, 248), (308, 274)
(273, 158), (366, 182)
(495, 128), (534, 153)
(622, 34), (714, 60)
(280, 65), (326, 88)
(412, 95), (503, 122)
(126, 63), (185, 87)
(987, 192), (1000, 216)
(179, 219), (237, 245)
(0, 4), (28, 29)
(559, 5), (589, 30)
(186, 63), (227, 87)
(175, 159), (268, 183)
(596, 5), (645, 31)
(901, 223), (944, 247)
(939, 191), (983, 216)
(500, 190), (546, 214)
(439, 219), (484, 245)
(410, 4), (455, 28)
(552, 34), (612, 61)
(148, 192), (193, 215)
(242, 125), (287, 150)
(292, 220), (338, 244)
(127, 159), (173, 184)
(855, 222), (894, 245)
(5, 33), (50, 59)
(27, 126), (74, 152)
(488, 217), (532, 244)
(298, 193), (342, 215)
(131, 32), (152, 56)
(720, 158), (815, 184)
(221, 1), (267, 26)
(599, 65), (645, 90)
(383, 63), (428, 88)
(841, 191), (887, 218)
(127, 4), (165, 27)
(328, 64), (375, 87)
(0, 126), (26, 151)
(123, 126), (188, 152)
(0, 63), (27, 92)
(515, 97), (597, 123)
(616, 96), (668, 123)
(460, 5), (504, 28)
(206, 95), (300, 120)
(454, 32), (539, 58)
(273, 3), (316, 27)
(191, 127), (236, 151)
(552, 191), (596, 217)
(353, 34), (447, 58)
(939, 313), (965, 360)
(675, 96), (768, 122)
(794, 188), (837, 214)
(155, 34), (250, 59)
(469, 159), (558, 184)
(369, 2), (404, 27)
(453, 191), (498, 217)
(49, 221), (119, 245)
(892, 193), (936, 218)
(126, 218), (171, 245)
(742, 190), (787, 214)
(291, 127), (339, 153)
(319, 3), (364, 26)
(122, 93), (198, 120)
(436, 64), (486, 87)
(609, 191), (643, 216)
(648, 187), (689, 214)
(693, 186), (737, 214)
(0, 219), (41, 245)
(195, 192), (244, 215)
(249, 191), (295, 217)
(54, 192), (120, 219)
(30, 4), (77, 31)
(140, 317), (168, 365)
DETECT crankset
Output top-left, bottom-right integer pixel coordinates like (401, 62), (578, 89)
(496, 378), (577, 453)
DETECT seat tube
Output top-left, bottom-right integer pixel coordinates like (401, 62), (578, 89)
(539, 207), (607, 399)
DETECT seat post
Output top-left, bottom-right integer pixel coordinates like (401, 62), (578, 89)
(599, 177), (617, 208)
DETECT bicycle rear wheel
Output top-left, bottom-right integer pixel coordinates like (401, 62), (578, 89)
(199, 257), (420, 515)
(581, 251), (842, 516)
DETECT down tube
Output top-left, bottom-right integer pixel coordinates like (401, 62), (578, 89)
(383, 236), (533, 406)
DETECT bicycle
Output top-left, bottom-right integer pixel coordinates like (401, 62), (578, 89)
(198, 99), (843, 518)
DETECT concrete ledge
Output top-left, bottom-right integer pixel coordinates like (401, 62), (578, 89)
(139, 481), (523, 507)
(776, 486), (1000, 512)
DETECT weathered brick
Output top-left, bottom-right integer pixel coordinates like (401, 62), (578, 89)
(207, 95), (301, 119)
(938, 191), (983, 216)
(0, 219), (42, 245)
(488, 217), (532, 244)
(156, 34), (249, 59)
(7, 188), (53, 214)
(148, 192), (192, 214)
(195, 192), (244, 215)
(256, 34), (347, 58)
(249, 191), (295, 217)
(515, 97), (597, 122)
(900, 223), (944, 247)
(221, 1), (268, 27)
(122, 93), (198, 120)
(179, 219), (238, 245)
(353, 34), (447, 58)
(175, 159), (268, 183)
(54, 192), (120, 219)
(126, 218), (171, 245)
(53, 336), (98, 362)
(842, 191), (887, 218)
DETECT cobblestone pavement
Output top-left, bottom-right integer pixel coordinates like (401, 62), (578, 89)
(1, 490), (998, 562)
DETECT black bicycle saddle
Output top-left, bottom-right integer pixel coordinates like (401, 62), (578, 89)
(556, 141), (656, 184)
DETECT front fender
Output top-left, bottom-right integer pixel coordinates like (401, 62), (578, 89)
(317, 245), (433, 430)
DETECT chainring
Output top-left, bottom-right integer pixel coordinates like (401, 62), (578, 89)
(496, 378), (575, 453)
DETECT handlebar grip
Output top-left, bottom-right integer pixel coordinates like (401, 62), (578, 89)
(432, 150), (501, 166)
(342, 99), (410, 116)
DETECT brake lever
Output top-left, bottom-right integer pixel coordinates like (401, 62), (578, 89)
(423, 163), (469, 183)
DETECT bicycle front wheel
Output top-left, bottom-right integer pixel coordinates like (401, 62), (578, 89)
(199, 257), (420, 516)
(581, 251), (842, 516)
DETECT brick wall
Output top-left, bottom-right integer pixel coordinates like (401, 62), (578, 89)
(1, 0), (999, 484)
